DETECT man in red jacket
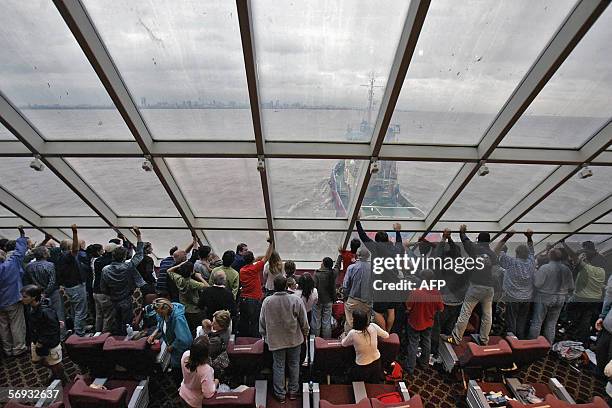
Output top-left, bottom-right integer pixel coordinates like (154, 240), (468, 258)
(405, 269), (444, 375)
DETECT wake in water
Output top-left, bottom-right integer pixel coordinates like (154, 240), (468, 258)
(285, 177), (337, 218)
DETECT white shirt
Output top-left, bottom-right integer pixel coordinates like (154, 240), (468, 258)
(341, 323), (389, 365)
(293, 288), (318, 312)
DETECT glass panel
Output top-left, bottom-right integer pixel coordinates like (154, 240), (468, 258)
(0, 157), (95, 216)
(269, 159), (364, 218)
(0, 1), (132, 140)
(165, 158), (265, 218)
(597, 213), (612, 223)
(60, 228), (117, 247)
(0, 227), (44, 244)
(521, 166), (612, 222)
(501, 8), (612, 148)
(83, 0), (254, 141)
(140, 228), (193, 262)
(0, 206), (15, 216)
(0, 122), (16, 140)
(389, 0), (576, 145)
(564, 234), (611, 245)
(275, 231), (344, 262)
(253, 0), (410, 142)
(205, 230), (269, 257)
(66, 158), (179, 217)
(361, 161), (462, 219)
(442, 164), (557, 221)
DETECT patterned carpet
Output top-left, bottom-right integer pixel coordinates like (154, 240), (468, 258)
(1, 347), (609, 407)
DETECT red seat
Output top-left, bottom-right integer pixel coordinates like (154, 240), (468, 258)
(320, 398), (372, 408)
(458, 339), (513, 369)
(378, 334), (400, 368)
(370, 395), (423, 408)
(505, 335), (550, 366)
(508, 395), (611, 408)
(65, 333), (112, 374)
(5, 403), (63, 408)
(313, 337), (355, 375)
(227, 337), (265, 375)
(102, 336), (155, 375)
(68, 379), (128, 408)
(201, 388), (256, 408)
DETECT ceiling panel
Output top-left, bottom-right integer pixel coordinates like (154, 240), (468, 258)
(442, 164), (557, 221)
(361, 161), (462, 219)
(521, 167), (612, 223)
(83, 0), (254, 141)
(0, 122), (16, 140)
(597, 213), (612, 223)
(269, 159), (364, 219)
(500, 7), (612, 148)
(66, 158), (179, 217)
(388, 0), (576, 145)
(0, 157), (95, 216)
(253, 0), (410, 142)
(166, 158), (265, 218)
(0, 1), (132, 141)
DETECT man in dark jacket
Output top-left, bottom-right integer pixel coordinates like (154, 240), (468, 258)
(100, 227), (145, 335)
(93, 243), (117, 332)
(312, 257), (337, 338)
(198, 270), (236, 321)
(21, 284), (68, 385)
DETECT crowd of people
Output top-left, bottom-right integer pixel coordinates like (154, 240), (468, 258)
(0, 219), (611, 406)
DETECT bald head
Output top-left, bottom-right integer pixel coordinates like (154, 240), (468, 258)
(173, 250), (187, 263)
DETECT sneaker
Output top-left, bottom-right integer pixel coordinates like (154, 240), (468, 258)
(440, 334), (458, 345)
(288, 393), (299, 401)
(273, 394), (286, 403)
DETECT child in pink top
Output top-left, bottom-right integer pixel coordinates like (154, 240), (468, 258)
(179, 336), (217, 407)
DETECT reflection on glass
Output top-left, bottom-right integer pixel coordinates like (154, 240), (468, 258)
(522, 167), (612, 222)
(275, 231), (344, 261)
(390, 0), (575, 145)
(66, 158), (179, 217)
(501, 8), (612, 148)
(0, 158), (95, 217)
(166, 158), (265, 218)
(205, 230), (269, 257)
(253, 0), (409, 142)
(361, 161), (462, 219)
(269, 159), (364, 219)
(443, 164), (557, 221)
(83, 0), (253, 141)
(0, 1), (132, 140)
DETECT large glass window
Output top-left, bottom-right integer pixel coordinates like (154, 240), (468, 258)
(205, 230), (269, 257)
(360, 161), (462, 219)
(442, 164), (557, 221)
(83, 0), (253, 141)
(269, 159), (364, 219)
(0, 1), (132, 140)
(275, 231), (344, 262)
(0, 158), (95, 216)
(140, 228), (194, 261)
(0, 123), (16, 140)
(165, 158), (265, 218)
(389, 0), (576, 145)
(0, 227), (44, 244)
(501, 8), (612, 148)
(252, 0), (410, 142)
(521, 167), (612, 223)
(66, 158), (179, 217)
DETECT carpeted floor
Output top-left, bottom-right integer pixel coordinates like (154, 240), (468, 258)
(1, 347), (608, 407)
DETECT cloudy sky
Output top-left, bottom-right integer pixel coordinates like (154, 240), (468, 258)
(0, 0), (610, 118)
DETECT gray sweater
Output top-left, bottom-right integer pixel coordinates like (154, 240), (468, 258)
(259, 291), (309, 351)
(533, 261), (574, 303)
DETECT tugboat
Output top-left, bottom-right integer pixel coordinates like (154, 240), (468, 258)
(330, 76), (425, 219)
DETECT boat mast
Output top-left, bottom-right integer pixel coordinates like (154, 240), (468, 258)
(360, 73), (382, 126)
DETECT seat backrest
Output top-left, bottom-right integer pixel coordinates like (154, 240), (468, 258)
(459, 339), (513, 369)
(320, 398), (373, 408)
(313, 337), (355, 373)
(505, 335), (551, 365)
(370, 395), (424, 408)
(378, 334), (400, 367)
(201, 387), (256, 408)
(68, 379), (128, 408)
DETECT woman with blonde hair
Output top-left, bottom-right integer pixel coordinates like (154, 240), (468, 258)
(263, 251), (285, 295)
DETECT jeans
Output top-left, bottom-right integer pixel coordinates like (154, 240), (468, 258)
(311, 302), (332, 338)
(48, 289), (66, 339)
(238, 298), (261, 338)
(528, 300), (564, 345)
(112, 298), (133, 336)
(431, 304), (461, 356)
(452, 284), (493, 344)
(271, 345), (301, 398)
(596, 329), (612, 376)
(0, 302), (26, 356)
(64, 283), (88, 336)
(406, 324), (432, 374)
(93, 293), (115, 333)
(504, 295), (531, 339)
(566, 298), (600, 345)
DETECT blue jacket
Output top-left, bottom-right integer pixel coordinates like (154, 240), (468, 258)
(151, 302), (192, 368)
(0, 237), (28, 308)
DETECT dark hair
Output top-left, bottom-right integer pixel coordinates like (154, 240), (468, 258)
(109, 238), (121, 245)
(236, 243), (247, 253)
(477, 232), (491, 243)
(350, 238), (361, 253)
(515, 244), (529, 260)
(352, 309), (369, 338)
(548, 248), (562, 262)
(21, 284), (43, 301)
(113, 246), (129, 262)
(0, 238), (8, 251)
(222, 250), (235, 267)
(198, 246), (212, 260)
(185, 336), (210, 372)
(243, 251), (254, 265)
(143, 242), (153, 254)
(273, 274), (288, 291)
(86, 244), (103, 257)
(6, 240), (16, 252)
(284, 260), (296, 277)
(322, 257), (333, 269)
(169, 245), (179, 256)
(298, 273), (315, 300)
(32, 245), (49, 260)
(374, 231), (389, 243)
(419, 268), (434, 281)
(179, 262), (194, 278)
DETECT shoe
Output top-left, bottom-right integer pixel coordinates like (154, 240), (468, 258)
(273, 394), (286, 403)
(288, 393), (298, 401)
(440, 334), (458, 345)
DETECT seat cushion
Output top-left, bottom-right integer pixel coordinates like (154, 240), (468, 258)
(320, 398), (372, 408)
(459, 339), (513, 368)
(505, 335), (550, 365)
(65, 333), (111, 349)
(102, 336), (148, 351)
(228, 338), (264, 355)
(370, 395), (423, 408)
(68, 379), (128, 408)
(201, 387), (256, 408)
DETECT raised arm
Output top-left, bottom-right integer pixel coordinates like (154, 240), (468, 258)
(70, 224), (79, 256)
(494, 230), (515, 255)
(127, 227), (144, 268)
(393, 223), (403, 251)
(261, 237), (274, 264)
(459, 224), (476, 258)
(355, 219), (372, 243)
(524, 228), (535, 256)
(561, 240), (578, 262)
